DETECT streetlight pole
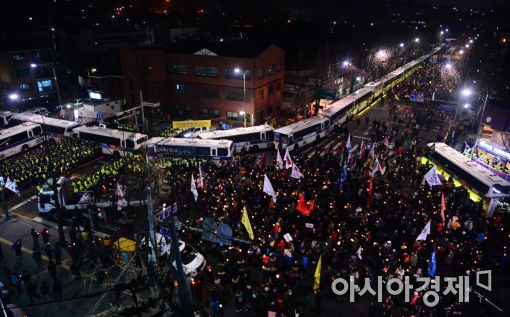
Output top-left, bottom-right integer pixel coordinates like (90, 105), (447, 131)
(242, 70), (247, 127)
(473, 92), (489, 157)
(31, 63), (63, 108)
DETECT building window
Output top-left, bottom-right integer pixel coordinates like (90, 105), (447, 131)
(226, 111), (239, 119)
(275, 81), (282, 92)
(195, 86), (220, 99)
(224, 68), (252, 80)
(15, 68), (31, 78)
(12, 53), (27, 62)
(167, 64), (188, 74)
(257, 68), (264, 79)
(37, 79), (55, 93)
(258, 89), (264, 99)
(175, 84), (189, 94)
(171, 105), (191, 118)
(19, 83), (32, 91)
(267, 65), (274, 75)
(275, 64), (282, 73)
(195, 66), (219, 77)
(226, 89), (250, 101)
(268, 84), (274, 96)
(200, 108), (220, 118)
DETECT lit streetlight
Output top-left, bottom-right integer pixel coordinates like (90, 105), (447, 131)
(239, 111), (247, 128)
(399, 42), (405, 48)
(463, 103), (470, 109)
(459, 49), (464, 55)
(342, 60), (350, 67)
(445, 63), (453, 70)
(465, 44), (470, 48)
(414, 37), (420, 43)
(462, 88), (472, 97)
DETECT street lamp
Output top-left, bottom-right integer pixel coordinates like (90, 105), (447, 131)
(462, 88), (472, 97)
(463, 103), (470, 109)
(414, 37), (420, 43)
(445, 63), (453, 70)
(31, 63), (63, 109)
(239, 111), (246, 128)
(459, 49), (465, 55)
(399, 42), (405, 48)
(342, 60), (350, 67)
(234, 67), (248, 127)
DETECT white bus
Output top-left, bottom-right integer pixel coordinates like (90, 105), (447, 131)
(0, 122), (44, 160)
(10, 113), (84, 141)
(73, 126), (148, 157)
(321, 89), (372, 126)
(426, 142), (510, 217)
(148, 137), (233, 160)
(274, 116), (330, 151)
(195, 124), (274, 153)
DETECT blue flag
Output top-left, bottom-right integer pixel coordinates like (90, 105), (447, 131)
(336, 164), (348, 189)
(428, 248), (436, 277)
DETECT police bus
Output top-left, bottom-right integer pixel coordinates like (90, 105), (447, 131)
(274, 116), (330, 151)
(10, 113), (83, 141)
(73, 126), (148, 157)
(195, 124), (274, 153)
(321, 89), (372, 126)
(425, 142), (510, 217)
(0, 122), (44, 160)
(148, 137), (233, 160)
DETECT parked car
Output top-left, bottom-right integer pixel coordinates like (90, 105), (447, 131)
(143, 233), (206, 277)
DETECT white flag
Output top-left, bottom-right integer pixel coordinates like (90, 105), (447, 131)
(198, 163), (204, 188)
(416, 220), (431, 241)
(371, 157), (383, 176)
(290, 163), (304, 179)
(424, 165), (442, 187)
(284, 148), (293, 169)
(369, 143), (375, 159)
(275, 149), (284, 170)
(283, 233), (293, 242)
(5, 178), (20, 196)
(190, 174), (198, 201)
(346, 134), (352, 152)
(356, 247), (363, 260)
(159, 236), (171, 256)
(263, 174), (277, 203)
(116, 183), (127, 210)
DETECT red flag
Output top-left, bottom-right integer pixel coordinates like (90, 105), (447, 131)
(309, 200), (315, 212)
(269, 199), (275, 209)
(441, 192), (446, 224)
(368, 176), (373, 195)
(296, 193), (310, 216)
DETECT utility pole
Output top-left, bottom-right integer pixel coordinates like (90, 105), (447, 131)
(140, 89), (145, 134)
(146, 185), (157, 263)
(168, 218), (193, 315)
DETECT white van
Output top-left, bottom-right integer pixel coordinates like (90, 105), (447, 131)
(24, 107), (49, 116)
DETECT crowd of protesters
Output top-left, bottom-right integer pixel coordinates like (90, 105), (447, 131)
(151, 122), (509, 316)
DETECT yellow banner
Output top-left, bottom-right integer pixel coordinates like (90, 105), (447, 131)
(172, 120), (211, 129)
(241, 206), (254, 240)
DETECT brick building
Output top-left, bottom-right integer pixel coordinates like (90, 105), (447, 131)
(120, 41), (284, 126)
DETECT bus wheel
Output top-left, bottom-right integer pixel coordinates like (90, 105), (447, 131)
(113, 151), (121, 160)
(22, 145), (29, 152)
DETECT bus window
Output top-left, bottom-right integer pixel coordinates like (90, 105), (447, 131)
(211, 148), (217, 156)
(126, 140), (135, 149)
(218, 148), (228, 156)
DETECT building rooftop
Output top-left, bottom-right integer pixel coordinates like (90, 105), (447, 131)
(164, 40), (280, 59)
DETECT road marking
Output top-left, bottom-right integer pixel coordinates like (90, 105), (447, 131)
(0, 236), (49, 261)
(32, 216), (67, 230)
(352, 135), (371, 141)
(9, 195), (37, 211)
